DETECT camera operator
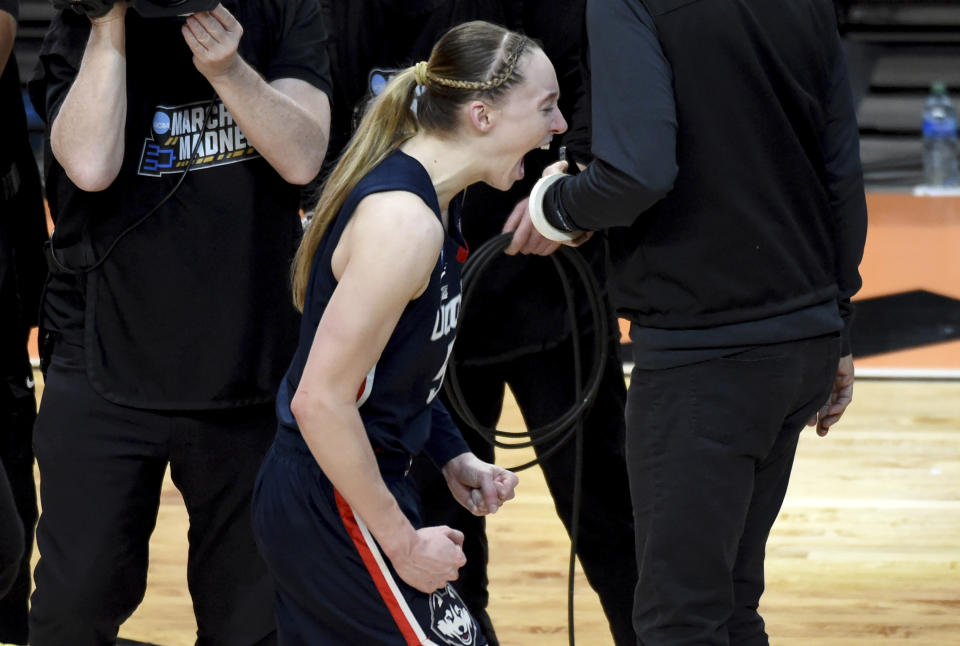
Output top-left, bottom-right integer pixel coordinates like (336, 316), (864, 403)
(28, 1), (331, 644)
(1, 1), (47, 643)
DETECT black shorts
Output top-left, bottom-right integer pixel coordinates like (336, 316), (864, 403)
(253, 428), (488, 646)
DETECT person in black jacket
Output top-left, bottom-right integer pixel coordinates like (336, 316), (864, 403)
(0, 2), (46, 643)
(521, 0), (868, 643)
(314, 2), (637, 644)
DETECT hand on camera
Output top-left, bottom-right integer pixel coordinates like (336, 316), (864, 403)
(182, 5), (242, 79)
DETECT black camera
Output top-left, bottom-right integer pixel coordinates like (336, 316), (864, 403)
(54, 0), (219, 19)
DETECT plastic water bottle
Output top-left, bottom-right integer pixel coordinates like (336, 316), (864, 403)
(922, 82), (959, 187)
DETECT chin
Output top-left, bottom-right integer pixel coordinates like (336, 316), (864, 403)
(483, 175), (516, 192)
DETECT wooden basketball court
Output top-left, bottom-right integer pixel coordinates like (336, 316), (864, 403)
(25, 193), (960, 645)
(27, 378), (960, 645)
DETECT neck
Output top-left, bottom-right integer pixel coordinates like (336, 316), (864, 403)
(401, 133), (484, 211)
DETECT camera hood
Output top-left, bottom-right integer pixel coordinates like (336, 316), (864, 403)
(132, 0), (220, 18)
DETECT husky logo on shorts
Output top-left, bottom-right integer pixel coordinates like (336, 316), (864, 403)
(429, 585), (477, 645)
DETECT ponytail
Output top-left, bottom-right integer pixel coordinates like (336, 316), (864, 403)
(291, 66), (420, 311)
(291, 20), (535, 311)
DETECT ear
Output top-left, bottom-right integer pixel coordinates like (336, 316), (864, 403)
(467, 100), (495, 134)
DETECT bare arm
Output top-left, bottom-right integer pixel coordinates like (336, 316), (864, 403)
(291, 192), (465, 593)
(49, 4), (128, 191)
(182, 5), (330, 185)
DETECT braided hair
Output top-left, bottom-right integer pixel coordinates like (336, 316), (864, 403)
(292, 21), (538, 309)
(425, 35), (529, 92)
(415, 21), (534, 133)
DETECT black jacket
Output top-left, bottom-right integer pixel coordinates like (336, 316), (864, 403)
(547, 0), (867, 365)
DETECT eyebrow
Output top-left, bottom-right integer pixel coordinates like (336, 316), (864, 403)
(539, 90), (560, 107)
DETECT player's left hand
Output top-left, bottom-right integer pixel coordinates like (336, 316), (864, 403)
(442, 453), (518, 516)
(182, 5), (242, 79)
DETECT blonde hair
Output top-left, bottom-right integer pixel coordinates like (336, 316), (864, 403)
(291, 21), (534, 310)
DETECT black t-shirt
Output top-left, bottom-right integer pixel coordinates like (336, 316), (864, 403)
(1, 0), (26, 175)
(30, 0), (331, 410)
(1, 0), (48, 342)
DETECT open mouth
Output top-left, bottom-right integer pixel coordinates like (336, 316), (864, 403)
(510, 137), (554, 182)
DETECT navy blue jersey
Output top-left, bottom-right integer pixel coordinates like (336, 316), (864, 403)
(277, 150), (469, 466)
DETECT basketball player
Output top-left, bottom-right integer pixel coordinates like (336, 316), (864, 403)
(251, 21), (566, 646)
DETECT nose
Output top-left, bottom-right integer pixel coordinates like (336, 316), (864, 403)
(552, 108), (568, 135)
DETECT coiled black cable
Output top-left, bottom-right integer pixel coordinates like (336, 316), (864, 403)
(444, 233), (609, 469)
(442, 232), (610, 646)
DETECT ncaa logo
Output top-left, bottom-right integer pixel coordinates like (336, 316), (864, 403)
(152, 111), (171, 136)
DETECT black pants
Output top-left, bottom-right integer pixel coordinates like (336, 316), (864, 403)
(414, 335), (638, 646)
(0, 360), (36, 646)
(626, 333), (841, 645)
(0, 323), (38, 646)
(30, 343), (278, 646)
(0, 460), (24, 601)
(0, 160), (43, 644)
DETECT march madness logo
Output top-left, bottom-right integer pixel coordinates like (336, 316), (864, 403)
(138, 99), (259, 177)
(429, 585), (478, 646)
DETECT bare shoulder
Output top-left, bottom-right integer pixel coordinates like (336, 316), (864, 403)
(332, 190), (444, 298)
(350, 190), (444, 252)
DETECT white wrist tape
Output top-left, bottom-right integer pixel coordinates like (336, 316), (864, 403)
(529, 173), (577, 242)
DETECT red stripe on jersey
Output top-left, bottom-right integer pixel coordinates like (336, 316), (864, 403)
(457, 245), (469, 263)
(356, 366), (376, 406)
(334, 490), (422, 646)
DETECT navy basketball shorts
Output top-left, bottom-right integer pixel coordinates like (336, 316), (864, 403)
(253, 429), (488, 646)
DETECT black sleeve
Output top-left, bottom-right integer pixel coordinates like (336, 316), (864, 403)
(423, 398), (470, 469)
(544, 0), (677, 231)
(563, 44), (592, 163)
(266, 0), (332, 96)
(544, 158), (654, 231)
(0, 0), (18, 21)
(555, 8), (591, 163)
(822, 33), (868, 356)
(27, 11), (88, 127)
